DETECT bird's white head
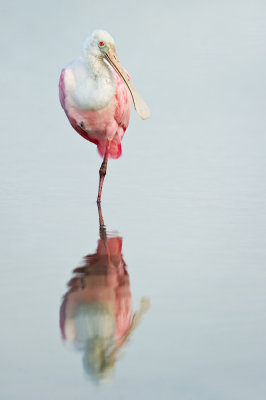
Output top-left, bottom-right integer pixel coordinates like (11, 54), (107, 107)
(83, 30), (150, 120)
(83, 30), (115, 59)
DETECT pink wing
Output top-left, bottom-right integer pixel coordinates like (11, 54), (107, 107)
(97, 72), (131, 159)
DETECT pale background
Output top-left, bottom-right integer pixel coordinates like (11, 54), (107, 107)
(0, 0), (266, 399)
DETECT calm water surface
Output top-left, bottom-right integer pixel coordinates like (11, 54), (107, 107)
(1, 1), (266, 399)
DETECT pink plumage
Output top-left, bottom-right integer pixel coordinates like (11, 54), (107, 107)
(59, 68), (130, 159)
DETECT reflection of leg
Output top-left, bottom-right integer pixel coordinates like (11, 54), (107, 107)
(97, 140), (111, 204)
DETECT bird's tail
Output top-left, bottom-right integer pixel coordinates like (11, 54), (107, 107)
(97, 140), (122, 159)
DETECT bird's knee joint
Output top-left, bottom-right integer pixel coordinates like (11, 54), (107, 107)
(99, 165), (107, 177)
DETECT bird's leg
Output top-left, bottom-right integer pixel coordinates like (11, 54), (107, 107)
(97, 193), (112, 265)
(97, 201), (107, 243)
(97, 140), (111, 204)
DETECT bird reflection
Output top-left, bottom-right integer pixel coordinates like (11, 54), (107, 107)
(60, 204), (150, 382)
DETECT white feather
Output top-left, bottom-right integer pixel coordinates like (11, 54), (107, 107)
(64, 56), (116, 111)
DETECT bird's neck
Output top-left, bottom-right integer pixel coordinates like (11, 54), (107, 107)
(85, 54), (111, 80)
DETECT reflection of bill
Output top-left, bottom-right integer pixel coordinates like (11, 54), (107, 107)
(60, 207), (150, 382)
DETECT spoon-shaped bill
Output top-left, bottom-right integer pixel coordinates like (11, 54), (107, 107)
(105, 46), (150, 120)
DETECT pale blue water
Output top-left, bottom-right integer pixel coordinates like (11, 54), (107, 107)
(1, 0), (266, 399)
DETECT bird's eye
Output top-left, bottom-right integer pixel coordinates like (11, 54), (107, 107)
(99, 41), (105, 47)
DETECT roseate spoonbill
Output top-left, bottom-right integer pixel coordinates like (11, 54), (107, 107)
(60, 204), (150, 381)
(59, 30), (150, 203)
